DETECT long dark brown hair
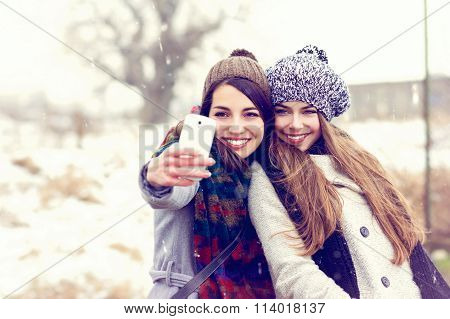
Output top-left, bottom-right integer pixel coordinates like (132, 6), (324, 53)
(162, 77), (274, 171)
(267, 113), (424, 265)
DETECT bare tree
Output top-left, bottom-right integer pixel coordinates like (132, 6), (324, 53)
(66, 0), (226, 123)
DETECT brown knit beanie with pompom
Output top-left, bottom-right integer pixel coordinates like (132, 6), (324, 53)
(202, 49), (270, 103)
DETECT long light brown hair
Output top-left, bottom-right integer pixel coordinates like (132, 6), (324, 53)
(268, 113), (424, 265)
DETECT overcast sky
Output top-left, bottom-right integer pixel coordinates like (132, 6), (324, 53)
(0, 0), (448, 114)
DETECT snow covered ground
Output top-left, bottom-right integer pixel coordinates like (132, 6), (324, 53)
(1, 116), (161, 298)
(340, 119), (450, 173)
(1, 114), (448, 298)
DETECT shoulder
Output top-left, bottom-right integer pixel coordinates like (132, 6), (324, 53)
(250, 161), (272, 185)
(250, 160), (264, 173)
(249, 161), (280, 203)
(310, 155), (363, 194)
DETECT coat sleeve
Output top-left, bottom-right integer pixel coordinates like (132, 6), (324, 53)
(248, 161), (351, 299)
(138, 143), (199, 210)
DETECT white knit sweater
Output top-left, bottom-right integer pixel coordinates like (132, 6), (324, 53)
(248, 156), (421, 299)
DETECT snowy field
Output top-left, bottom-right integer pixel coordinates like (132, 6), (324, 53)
(340, 119), (450, 173)
(1, 114), (449, 298)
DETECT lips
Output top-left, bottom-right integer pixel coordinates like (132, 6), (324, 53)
(284, 133), (309, 144)
(222, 137), (251, 149)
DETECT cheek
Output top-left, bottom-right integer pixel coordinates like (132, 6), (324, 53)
(310, 118), (321, 135)
(250, 119), (265, 139)
(306, 117), (322, 142)
(302, 113), (320, 130)
(274, 118), (287, 140)
(274, 116), (288, 131)
(214, 121), (227, 136)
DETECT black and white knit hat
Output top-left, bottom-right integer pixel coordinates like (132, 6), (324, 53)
(266, 45), (350, 121)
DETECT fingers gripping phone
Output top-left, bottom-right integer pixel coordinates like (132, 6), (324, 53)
(178, 114), (216, 181)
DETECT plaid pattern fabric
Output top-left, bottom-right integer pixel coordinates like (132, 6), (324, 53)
(153, 135), (275, 299)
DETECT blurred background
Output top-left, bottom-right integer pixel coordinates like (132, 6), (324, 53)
(1, 0), (449, 298)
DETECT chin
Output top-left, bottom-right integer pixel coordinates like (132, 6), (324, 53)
(235, 148), (250, 159)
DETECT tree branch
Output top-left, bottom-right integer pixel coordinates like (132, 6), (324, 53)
(121, 0), (145, 44)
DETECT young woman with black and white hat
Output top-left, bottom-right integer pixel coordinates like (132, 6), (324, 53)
(249, 45), (450, 299)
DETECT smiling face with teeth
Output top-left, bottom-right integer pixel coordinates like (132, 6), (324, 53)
(274, 101), (322, 151)
(208, 84), (264, 159)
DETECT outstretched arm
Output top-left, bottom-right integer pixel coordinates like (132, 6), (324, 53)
(139, 159), (200, 210)
(139, 142), (214, 210)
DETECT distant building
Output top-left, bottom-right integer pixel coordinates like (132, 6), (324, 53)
(345, 76), (450, 121)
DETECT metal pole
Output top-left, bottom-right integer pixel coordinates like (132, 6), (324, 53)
(423, 0), (432, 232)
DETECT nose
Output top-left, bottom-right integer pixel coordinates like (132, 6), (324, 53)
(289, 113), (304, 130)
(227, 116), (246, 134)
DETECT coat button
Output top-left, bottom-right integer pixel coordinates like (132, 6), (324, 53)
(360, 226), (370, 237)
(381, 276), (390, 287)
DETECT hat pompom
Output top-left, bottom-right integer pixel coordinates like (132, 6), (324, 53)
(229, 49), (258, 62)
(297, 45), (328, 64)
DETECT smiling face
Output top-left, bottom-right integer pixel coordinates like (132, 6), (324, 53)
(208, 84), (264, 159)
(274, 101), (321, 151)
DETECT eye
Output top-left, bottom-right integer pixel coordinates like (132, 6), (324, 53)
(304, 109), (317, 115)
(214, 111), (229, 118)
(245, 112), (260, 118)
(275, 109), (289, 115)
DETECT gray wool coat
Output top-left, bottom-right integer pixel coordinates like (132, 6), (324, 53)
(139, 143), (199, 299)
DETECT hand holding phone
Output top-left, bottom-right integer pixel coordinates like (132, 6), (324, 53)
(146, 114), (217, 188)
(178, 114), (216, 181)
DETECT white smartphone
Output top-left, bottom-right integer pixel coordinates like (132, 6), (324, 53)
(178, 114), (216, 181)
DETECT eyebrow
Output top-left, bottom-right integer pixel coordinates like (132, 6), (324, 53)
(211, 106), (259, 112)
(275, 103), (315, 110)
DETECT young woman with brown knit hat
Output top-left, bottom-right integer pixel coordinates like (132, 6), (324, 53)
(248, 45), (450, 299)
(139, 50), (276, 298)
